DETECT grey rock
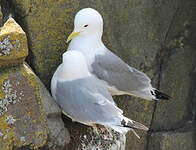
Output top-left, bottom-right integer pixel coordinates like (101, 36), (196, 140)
(148, 129), (195, 150)
(0, 63), (69, 149)
(151, 0), (196, 130)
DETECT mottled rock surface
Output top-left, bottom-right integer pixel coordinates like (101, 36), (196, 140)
(148, 128), (195, 150)
(0, 18), (28, 67)
(64, 118), (126, 150)
(0, 64), (69, 150)
(151, 0), (196, 130)
(11, 0), (79, 86)
(0, 17), (69, 150)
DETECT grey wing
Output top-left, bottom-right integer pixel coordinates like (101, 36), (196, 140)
(55, 77), (123, 125)
(91, 50), (154, 99)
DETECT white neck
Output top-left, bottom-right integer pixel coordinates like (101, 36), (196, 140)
(68, 32), (104, 51)
(56, 51), (91, 81)
(56, 64), (90, 81)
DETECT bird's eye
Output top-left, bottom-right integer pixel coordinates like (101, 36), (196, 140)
(84, 25), (88, 27)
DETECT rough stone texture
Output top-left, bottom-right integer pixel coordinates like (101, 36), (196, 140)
(0, 17), (69, 150)
(63, 117), (126, 150)
(37, 74), (70, 149)
(151, 0), (196, 130)
(148, 128), (195, 150)
(7, 0), (196, 150)
(0, 63), (69, 150)
(11, 0), (79, 87)
(0, 18), (28, 67)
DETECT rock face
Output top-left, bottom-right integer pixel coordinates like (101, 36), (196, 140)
(148, 128), (195, 150)
(151, 0), (196, 130)
(11, 0), (80, 87)
(2, 0), (196, 150)
(63, 119), (126, 150)
(0, 18), (28, 67)
(0, 18), (69, 150)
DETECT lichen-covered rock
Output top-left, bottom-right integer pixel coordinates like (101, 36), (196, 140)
(63, 117), (126, 150)
(0, 63), (69, 150)
(148, 128), (195, 150)
(0, 18), (28, 67)
(11, 0), (79, 87)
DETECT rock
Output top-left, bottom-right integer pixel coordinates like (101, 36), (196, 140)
(0, 18), (28, 67)
(0, 17), (69, 149)
(152, 46), (196, 130)
(63, 117), (126, 150)
(11, 0), (79, 87)
(114, 96), (153, 150)
(151, 0), (196, 130)
(148, 129), (195, 150)
(0, 63), (69, 150)
(38, 75), (70, 148)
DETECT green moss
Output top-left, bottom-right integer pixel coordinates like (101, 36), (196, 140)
(11, 0), (79, 86)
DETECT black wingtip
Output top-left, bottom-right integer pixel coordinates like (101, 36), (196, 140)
(121, 119), (149, 131)
(153, 89), (171, 100)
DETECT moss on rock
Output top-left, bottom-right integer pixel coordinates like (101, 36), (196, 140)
(11, 0), (79, 87)
(0, 63), (69, 150)
(0, 64), (48, 149)
(0, 18), (28, 67)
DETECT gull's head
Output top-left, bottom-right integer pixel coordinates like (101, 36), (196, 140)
(67, 8), (103, 43)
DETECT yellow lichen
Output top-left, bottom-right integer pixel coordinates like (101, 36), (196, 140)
(0, 115), (16, 150)
(0, 18), (28, 67)
(0, 64), (49, 149)
(21, 63), (49, 148)
(0, 72), (9, 98)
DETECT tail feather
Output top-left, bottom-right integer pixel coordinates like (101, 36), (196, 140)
(120, 118), (148, 139)
(152, 89), (171, 100)
(106, 117), (148, 138)
(121, 119), (149, 131)
(129, 120), (149, 131)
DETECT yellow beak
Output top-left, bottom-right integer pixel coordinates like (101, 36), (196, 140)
(66, 31), (80, 43)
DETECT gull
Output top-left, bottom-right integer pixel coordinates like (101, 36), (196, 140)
(51, 50), (148, 137)
(66, 8), (170, 101)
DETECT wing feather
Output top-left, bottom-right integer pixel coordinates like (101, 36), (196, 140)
(91, 49), (154, 99)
